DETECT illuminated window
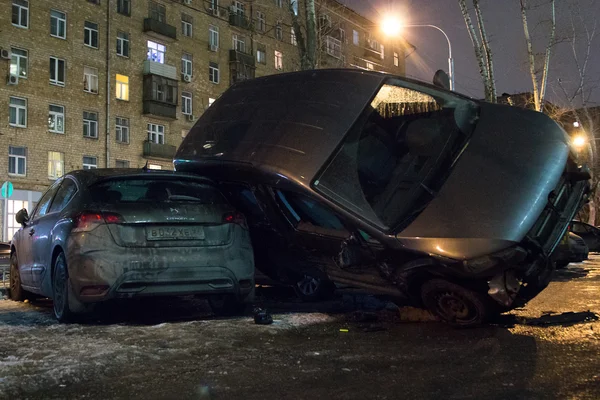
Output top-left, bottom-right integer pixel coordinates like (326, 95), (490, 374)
(116, 74), (129, 100)
(274, 50), (283, 70)
(48, 151), (64, 180)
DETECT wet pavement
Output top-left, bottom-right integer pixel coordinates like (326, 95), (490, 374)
(1, 256), (600, 400)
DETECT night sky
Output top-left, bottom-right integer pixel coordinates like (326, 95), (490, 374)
(341, 0), (600, 107)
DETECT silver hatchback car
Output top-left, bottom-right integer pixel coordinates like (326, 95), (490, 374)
(8, 169), (255, 322)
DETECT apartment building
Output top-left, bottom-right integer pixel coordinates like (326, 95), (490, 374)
(0, 0), (407, 241)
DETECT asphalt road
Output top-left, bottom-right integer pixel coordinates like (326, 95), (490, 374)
(1, 256), (600, 400)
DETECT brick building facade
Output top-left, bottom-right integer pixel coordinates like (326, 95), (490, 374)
(0, 0), (407, 241)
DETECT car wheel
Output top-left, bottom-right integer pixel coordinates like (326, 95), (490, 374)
(421, 279), (491, 327)
(9, 253), (27, 301)
(208, 295), (247, 316)
(292, 274), (335, 302)
(52, 252), (77, 323)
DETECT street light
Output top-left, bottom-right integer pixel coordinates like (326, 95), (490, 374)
(381, 17), (455, 91)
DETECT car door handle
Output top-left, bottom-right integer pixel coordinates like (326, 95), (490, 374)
(29, 229), (35, 236)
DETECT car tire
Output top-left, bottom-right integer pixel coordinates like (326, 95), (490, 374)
(292, 274), (335, 302)
(208, 295), (248, 316)
(9, 253), (28, 302)
(52, 252), (80, 323)
(420, 279), (492, 327)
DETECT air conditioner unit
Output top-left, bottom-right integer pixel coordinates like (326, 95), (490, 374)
(182, 74), (192, 82)
(1, 49), (11, 60)
(7, 74), (18, 85)
(185, 114), (194, 121)
(209, 44), (218, 52)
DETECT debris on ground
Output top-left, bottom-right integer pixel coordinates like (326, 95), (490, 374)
(253, 307), (273, 325)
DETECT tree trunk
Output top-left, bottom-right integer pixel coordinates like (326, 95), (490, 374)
(290, 1), (309, 70)
(473, 0), (496, 102)
(458, 0), (491, 101)
(520, 0), (541, 112)
(588, 200), (596, 226)
(305, 0), (317, 70)
(539, 0), (556, 109)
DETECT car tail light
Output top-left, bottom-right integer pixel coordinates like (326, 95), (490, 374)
(222, 212), (247, 229)
(73, 211), (123, 232)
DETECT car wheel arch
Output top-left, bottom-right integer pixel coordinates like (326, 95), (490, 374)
(50, 245), (66, 281)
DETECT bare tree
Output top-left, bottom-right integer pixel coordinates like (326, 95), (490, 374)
(458, 0), (496, 101)
(520, 0), (556, 112)
(556, 2), (599, 223)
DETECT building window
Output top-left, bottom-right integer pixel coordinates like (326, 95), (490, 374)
(84, 21), (99, 48)
(209, 97), (215, 106)
(291, 28), (297, 46)
(117, 32), (130, 57)
(148, 164), (162, 170)
(116, 74), (129, 100)
(49, 57), (65, 86)
(149, 1), (166, 22)
(353, 30), (359, 46)
(83, 156), (98, 169)
(182, 92), (192, 115)
(181, 13), (193, 37)
(88, 0), (101, 4)
(275, 0), (282, 7)
(274, 50), (283, 70)
(394, 51), (399, 67)
(181, 53), (193, 76)
(84, 66), (99, 93)
(148, 123), (165, 144)
(9, 97), (27, 128)
(48, 105), (65, 133)
(339, 28), (346, 43)
(256, 11), (266, 32)
(206, 62), (218, 84)
(326, 36), (342, 59)
(366, 61), (374, 70)
(48, 151), (64, 180)
(256, 43), (266, 64)
(12, 0), (29, 28)
(290, 0), (298, 15)
(115, 117), (129, 143)
(83, 111), (98, 138)
(233, 34), (246, 53)
(231, 1), (245, 16)
(8, 146), (26, 176)
(209, 25), (219, 50)
(275, 22), (283, 41)
(380, 44), (385, 59)
(115, 159), (130, 168)
(10, 48), (27, 79)
(50, 10), (67, 39)
(117, 0), (131, 16)
(147, 40), (165, 63)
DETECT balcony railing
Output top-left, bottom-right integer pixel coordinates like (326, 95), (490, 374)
(143, 100), (177, 119)
(229, 12), (251, 30)
(143, 60), (177, 80)
(229, 49), (255, 67)
(143, 17), (177, 40)
(143, 140), (177, 159)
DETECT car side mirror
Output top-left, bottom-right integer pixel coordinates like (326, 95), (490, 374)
(15, 209), (29, 226)
(336, 233), (371, 269)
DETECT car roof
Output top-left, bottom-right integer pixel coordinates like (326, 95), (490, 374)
(65, 168), (214, 187)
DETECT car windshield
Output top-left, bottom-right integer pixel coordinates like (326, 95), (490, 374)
(314, 79), (479, 231)
(89, 178), (226, 204)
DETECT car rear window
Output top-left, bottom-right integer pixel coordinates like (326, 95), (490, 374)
(89, 178), (226, 204)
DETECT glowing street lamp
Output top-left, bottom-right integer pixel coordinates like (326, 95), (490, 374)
(380, 17), (455, 91)
(572, 134), (588, 150)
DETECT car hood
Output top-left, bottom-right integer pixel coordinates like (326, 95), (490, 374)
(396, 102), (570, 260)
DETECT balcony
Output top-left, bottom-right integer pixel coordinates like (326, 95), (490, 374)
(143, 60), (177, 80)
(229, 13), (251, 30)
(364, 40), (383, 61)
(229, 49), (255, 67)
(143, 101), (177, 119)
(143, 140), (177, 159)
(143, 17), (177, 40)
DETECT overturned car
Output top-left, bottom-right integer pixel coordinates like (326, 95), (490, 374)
(174, 69), (590, 325)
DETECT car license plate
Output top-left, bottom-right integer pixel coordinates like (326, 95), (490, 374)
(146, 226), (205, 241)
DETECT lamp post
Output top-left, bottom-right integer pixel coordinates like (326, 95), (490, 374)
(381, 19), (455, 91)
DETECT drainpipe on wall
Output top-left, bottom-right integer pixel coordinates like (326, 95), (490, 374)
(105, 0), (111, 168)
